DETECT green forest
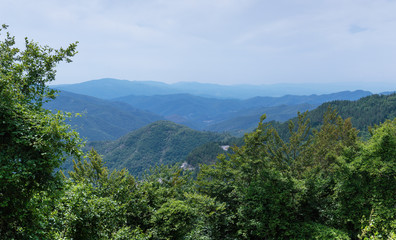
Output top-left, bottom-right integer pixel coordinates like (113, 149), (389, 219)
(1, 26), (396, 240)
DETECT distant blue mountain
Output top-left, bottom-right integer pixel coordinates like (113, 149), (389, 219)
(53, 78), (179, 99)
(44, 91), (162, 141)
(114, 90), (372, 131)
(50, 78), (374, 138)
(53, 78), (377, 99)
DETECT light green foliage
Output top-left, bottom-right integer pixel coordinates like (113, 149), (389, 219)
(53, 156), (221, 239)
(70, 149), (136, 201)
(0, 24), (81, 238)
(50, 150), (144, 239)
(358, 209), (396, 240)
(306, 108), (359, 173)
(297, 222), (351, 239)
(51, 182), (126, 239)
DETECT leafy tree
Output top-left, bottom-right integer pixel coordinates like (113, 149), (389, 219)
(197, 114), (311, 239)
(333, 118), (396, 237)
(50, 150), (146, 239)
(197, 112), (363, 239)
(70, 148), (136, 202)
(0, 24), (81, 238)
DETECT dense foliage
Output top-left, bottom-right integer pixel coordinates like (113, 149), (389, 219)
(2, 26), (395, 239)
(27, 112), (395, 240)
(301, 93), (396, 138)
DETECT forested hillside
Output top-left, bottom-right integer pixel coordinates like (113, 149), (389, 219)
(276, 93), (396, 139)
(205, 103), (316, 134)
(309, 92), (396, 132)
(114, 90), (370, 131)
(86, 121), (233, 175)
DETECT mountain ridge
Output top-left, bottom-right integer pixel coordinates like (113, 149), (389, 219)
(44, 90), (163, 141)
(114, 90), (371, 132)
(53, 78), (377, 99)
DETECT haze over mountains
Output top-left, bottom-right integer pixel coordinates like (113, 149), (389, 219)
(53, 78), (377, 99)
(47, 78), (396, 176)
(45, 91), (163, 141)
(71, 92), (395, 176)
(49, 78), (372, 140)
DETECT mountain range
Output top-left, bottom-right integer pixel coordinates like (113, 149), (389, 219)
(53, 78), (376, 99)
(114, 90), (370, 133)
(48, 78), (395, 176)
(72, 93), (395, 176)
(44, 91), (162, 141)
(49, 78), (372, 140)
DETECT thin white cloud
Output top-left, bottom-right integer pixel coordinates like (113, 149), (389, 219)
(1, 0), (396, 91)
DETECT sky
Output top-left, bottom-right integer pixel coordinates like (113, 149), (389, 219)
(1, 0), (396, 92)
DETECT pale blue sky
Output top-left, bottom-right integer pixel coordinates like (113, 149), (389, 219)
(1, 0), (396, 92)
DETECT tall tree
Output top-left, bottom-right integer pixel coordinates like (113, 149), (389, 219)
(0, 24), (81, 238)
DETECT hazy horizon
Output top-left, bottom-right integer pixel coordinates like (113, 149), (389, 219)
(2, 0), (396, 90)
(52, 77), (394, 96)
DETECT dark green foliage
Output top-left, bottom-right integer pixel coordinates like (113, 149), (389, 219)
(197, 113), (313, 239)
(237, 169), (302, 239)
(185, 137), (242, 168)
(306, 93), (396, 137)
(185, 142), (227, 167)
(273, 93), (396, 142)
(197, 111), (396, 239)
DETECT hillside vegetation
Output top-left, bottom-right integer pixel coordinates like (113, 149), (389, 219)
(114, 90), (370, 131)
(30, 112), (396, 239)
(86, 121), (233, 175)
(309, 92), (396, 131)
(73, 93), (396, 178)
(276, 93), (396, 139)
